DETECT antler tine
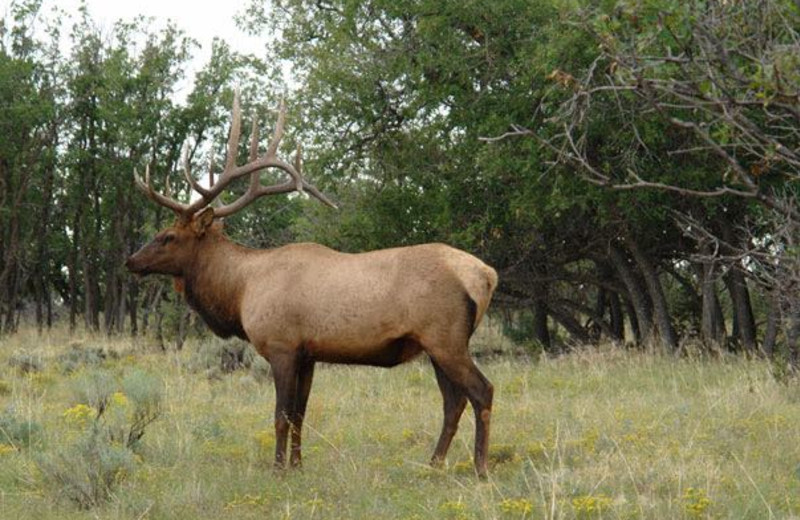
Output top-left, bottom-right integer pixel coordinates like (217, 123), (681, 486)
(249, 115), (259, 162)
(302, 182), (338, 209)
(293, 143), (337, 208)
(183, 143), (211, 198)
(248, 115), (261, 192)
(134, 164), (190, 215)
(225, 88), (243, 175)
(164, 92), (336, 218)
(265, 98), (286, 160)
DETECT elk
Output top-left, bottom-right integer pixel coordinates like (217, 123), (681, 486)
(126, 92), (498, 477)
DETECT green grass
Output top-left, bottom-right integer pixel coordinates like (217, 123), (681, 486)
(1, 328), (799, 519)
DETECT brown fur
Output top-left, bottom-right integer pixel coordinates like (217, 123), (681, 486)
(127, 209), (497, 477)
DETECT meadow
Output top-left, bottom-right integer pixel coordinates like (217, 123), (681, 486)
(0, 326), (798, 519)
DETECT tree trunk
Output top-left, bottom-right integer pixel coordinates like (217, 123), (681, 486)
(724, 269), (757, 352)
(625, 234), (678, 351)
(763, 292), (781, 357)
(548, 304), (591, 346)
(81, 247), (100, 331)
(68, 233), (79, 332)
(607, 290), (624, 342)
(787, 307), (800, 369)
(128, 278), (139, 336)
(596, 261), (624, 343)
(176, 306), (193, 350)
(608, 243), (653, 346)
(696, 246), (726, 349)
(718, 220), (757, 352)
(532, 297), (551, 352)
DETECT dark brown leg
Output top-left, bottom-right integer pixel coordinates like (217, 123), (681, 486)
(289, 358), (315, 467)
(430, 360), (467, 467)
(270, 352), (298, 469)
(429, 354), (493, 479)
(466, 366), (493, 479)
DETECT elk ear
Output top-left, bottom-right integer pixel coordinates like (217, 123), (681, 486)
(192, 207), (215, 236)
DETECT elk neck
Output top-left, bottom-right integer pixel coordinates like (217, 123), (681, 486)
(180, 231), (253, 341)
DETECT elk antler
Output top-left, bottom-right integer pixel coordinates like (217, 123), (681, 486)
(134, 89), (337, 219)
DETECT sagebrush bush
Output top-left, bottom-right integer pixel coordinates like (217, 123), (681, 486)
(37, 426), (135, 509)
(37, 367), (163, 509)
(8, 351), (44, 373)
(119, 368), (163, 449)
(0, 408), (42, 448)
(58, 343), (119, 373)
(189, 338), (270, 381)
(70, 369), (116, 416)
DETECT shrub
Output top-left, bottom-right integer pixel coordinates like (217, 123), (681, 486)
(58, 343), (119, 374)
(0, 408), (42, 448)
(38, 367), (163, 509)
(119, 368), (163, 449)
(37, 427), (135, 509)
(190, 338), (270, 381)
(70, 369), (116, 416)
(8, 352), (43, 374)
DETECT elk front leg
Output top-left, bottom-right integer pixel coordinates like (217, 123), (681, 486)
(289, 358), (315, 467)
(270, 352), (299, 469)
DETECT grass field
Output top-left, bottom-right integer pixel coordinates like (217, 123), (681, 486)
(0, 327), (799, 519)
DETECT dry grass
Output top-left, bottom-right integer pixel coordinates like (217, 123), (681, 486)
(0, 328), (799, 519)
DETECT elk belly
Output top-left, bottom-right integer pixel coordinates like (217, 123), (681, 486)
(303, 335), (423, 367)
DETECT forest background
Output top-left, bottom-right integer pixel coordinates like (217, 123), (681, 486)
(1, 0), (799, 364)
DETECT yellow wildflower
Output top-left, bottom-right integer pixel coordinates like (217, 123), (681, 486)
(683, 487), (712, 518)
(62, 403), (97, 427)
(571, 494), (612, 515)
(499, 497), (533, 515)
(0, 444), (16, 455)
(111, 391), (129, 407)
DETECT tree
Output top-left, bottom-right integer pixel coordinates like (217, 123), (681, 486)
(0, 0), (62, 333)
(532, 0), (800, 354)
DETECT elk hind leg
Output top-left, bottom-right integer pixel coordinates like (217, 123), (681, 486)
(430, 360), (467, 467)
(430, 352), (493, 478)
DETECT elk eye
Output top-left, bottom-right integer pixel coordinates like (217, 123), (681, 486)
(161, 234), (175, 245)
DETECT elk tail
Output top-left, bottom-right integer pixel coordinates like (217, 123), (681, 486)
(463, 263), (498, 336)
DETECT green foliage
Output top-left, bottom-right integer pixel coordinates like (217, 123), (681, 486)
(58, 343), (120, 373)
(189, 338), (271, 382)
(501, 311), (546, 354)
(35, 366), (164, 509)
(70, 369), (116, 416)
(0, 408), (42, 448)
(7, 351), (44, 373)
(37, 426), (136, 509)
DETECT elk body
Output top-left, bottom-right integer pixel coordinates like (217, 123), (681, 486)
(126, 93), (497, 477)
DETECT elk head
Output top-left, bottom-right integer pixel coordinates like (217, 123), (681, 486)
(126, 90), (336, 277)
(125, 207), (216, 277)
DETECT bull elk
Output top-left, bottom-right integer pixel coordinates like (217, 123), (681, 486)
(126, 91), (498, 477)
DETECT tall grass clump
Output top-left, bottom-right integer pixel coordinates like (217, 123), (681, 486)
(36, 366), (163, 509)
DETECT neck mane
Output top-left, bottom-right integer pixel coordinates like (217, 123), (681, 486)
(181, 233), (252, 341)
